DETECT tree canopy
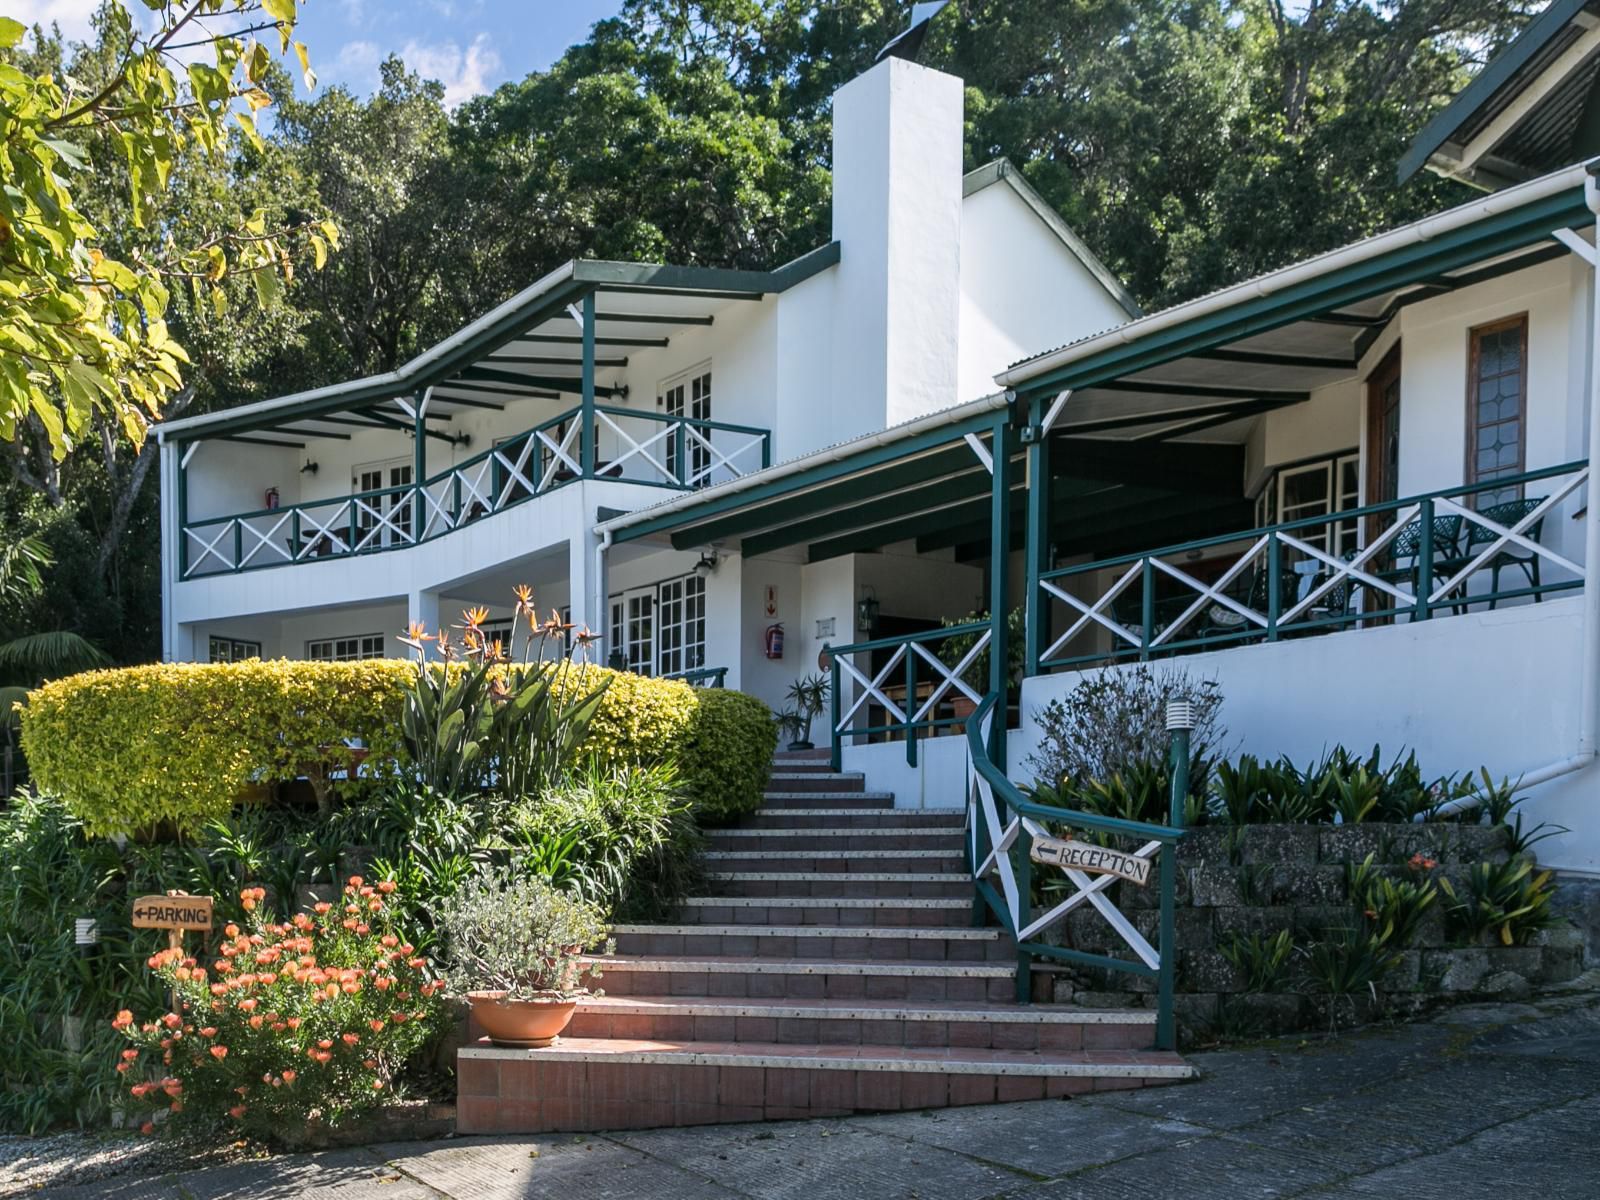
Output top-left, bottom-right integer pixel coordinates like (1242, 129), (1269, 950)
(0, 0), (1544, 666)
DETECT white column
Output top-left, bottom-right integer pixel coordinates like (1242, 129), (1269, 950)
(566, 529), (596, 640)
(159, 437), (179, 660)
(407, 588), (441, 641)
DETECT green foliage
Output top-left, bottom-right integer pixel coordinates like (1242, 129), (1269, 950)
(1220, 930), (1296, 993)
(21, 656), (773, 834)
(21, 659), (409, 837)
(1348, 854), (1438, 947)
(115, 881), (443, 1144)
(678, 686), (778, 823)
(431, 866), (612, 1001)
(937, 609), (1027, 692)
(1025, 665), (1224, 790)
(1439, 859), (1558, 946)
(504, 762), (702, 922)
(775, 672), (830, 746)
(1204, 745), (1466, 826)
(0, 1), (335, 456)
(1301, 927), (1401, 997)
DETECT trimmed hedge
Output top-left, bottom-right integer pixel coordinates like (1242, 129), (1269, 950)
(22, 660), (775, 837)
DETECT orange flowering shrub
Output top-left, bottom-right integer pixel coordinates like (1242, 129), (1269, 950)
(114, 880), (444, 1141)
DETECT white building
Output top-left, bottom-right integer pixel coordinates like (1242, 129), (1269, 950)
(162, 22), (1600, 877)
(158, 57), (1136, 698)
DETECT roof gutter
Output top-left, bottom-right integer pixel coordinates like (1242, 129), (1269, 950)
(594, 391), (1014, 538)
(996, 161), (1596, 390)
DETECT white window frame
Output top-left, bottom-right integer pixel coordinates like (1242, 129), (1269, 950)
(352, 457), (414, 547)
(208, 636), (261, 663)
(306, 633), (387, 661)
(608, 586), (656, 676)
(657, 573), (707, 676)
(658, 361), (712, 487)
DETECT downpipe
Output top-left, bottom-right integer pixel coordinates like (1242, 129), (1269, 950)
(1437, 171), (1600, 815)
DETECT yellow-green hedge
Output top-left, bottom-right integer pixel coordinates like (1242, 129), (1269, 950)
(21, 660), (775, 837)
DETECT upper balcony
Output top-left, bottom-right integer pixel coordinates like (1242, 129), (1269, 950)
(177, 405), (770, 578)
(162, 251), (839, 581)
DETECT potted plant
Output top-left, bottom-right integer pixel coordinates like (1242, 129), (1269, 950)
(937, 608), (1027, 721)
(433, 866), (613, 1047)
(777, 673), (830, 750)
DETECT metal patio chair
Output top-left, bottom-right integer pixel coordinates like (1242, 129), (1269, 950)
(1436, 496), (1547, 611)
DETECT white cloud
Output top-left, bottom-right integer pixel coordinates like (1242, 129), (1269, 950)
(334, 38), (382, 88)
(5, 0), (100, 43)
(400, 32), (500, 108)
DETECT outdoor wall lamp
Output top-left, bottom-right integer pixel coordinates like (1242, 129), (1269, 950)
(300, 460), (319, 475)
(694, 550), (720, 578)
(856, 586), (880, 635)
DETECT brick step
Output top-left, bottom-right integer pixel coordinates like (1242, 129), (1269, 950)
(679, 896), (971, 927)
(761, 789), (896, 804)
(707, 828), (965, 852)
(705, 872), (973, 899)
(758, 793), (894, 810)
(456, 1039), (1192, 1133)
(610, 924), (1012, 963)
(764, 772), (866, 793)
(701, 850), (968, 874)
(772, 749), (833, 765)
(745, 808), (964, 829)
(592, 955), (1017, 1002)
(566, 995), (1156, 1051)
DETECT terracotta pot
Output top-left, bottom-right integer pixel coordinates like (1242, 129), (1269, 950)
(467, 991), (579, 1048)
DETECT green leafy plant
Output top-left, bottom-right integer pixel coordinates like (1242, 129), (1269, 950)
(432, 867), (612, 1000)
(114, 880), (443, 1144)
(1328, 765), (1382, 824)
(1220, 930), (1296, 992)
(774, 672), (829, 749)
(1301, 928), (1400, 999)
(1026, 664), (1224, 790)
(1236, 863), (1273, 905)
(937, 608), (1027, 694)
(1439, 859), (1558, 946)
(1348, 853), (1438, 947)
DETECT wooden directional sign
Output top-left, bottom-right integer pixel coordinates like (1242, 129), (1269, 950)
(131, 894), (214, 932)
(1030, 837), (1152, 888)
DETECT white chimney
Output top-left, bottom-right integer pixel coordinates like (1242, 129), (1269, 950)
(829, 57), (964, 433)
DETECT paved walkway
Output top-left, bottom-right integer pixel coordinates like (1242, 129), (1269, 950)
(15, 979), (1600, 1200)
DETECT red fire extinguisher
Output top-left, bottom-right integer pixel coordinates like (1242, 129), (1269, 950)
(764, 623), (784, 660)
(265, 486), (280, 510)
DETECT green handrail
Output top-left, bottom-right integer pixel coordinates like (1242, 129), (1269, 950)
(963, 692), (1184, 1047)
(1037, 458), (1587, 669)
(826, 622), (990, 770)
(180, 404), (775, 576)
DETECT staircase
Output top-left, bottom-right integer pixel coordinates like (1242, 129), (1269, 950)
(455, 749), (1192, 1133)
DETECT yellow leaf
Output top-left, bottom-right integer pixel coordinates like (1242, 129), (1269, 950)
(294, 42), (316, 91)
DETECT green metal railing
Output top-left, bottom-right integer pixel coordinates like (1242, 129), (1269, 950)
(663, 665), (728, 688)
(180, 405), (772, 577)
(825, 621), (991, 771)
(1033, 460), (1588, 671)
(964, 693), (1186, 1049)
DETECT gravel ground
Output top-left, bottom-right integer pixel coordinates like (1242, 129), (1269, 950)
(0, 1130), (248, 1197)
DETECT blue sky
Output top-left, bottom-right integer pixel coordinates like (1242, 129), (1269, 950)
(10, 0), (624, 104)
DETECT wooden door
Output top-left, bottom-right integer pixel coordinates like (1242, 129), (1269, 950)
(1366, 346), (1402, 512)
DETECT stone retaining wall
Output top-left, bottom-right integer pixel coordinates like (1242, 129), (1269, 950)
(1044, 822), (1586, 1041)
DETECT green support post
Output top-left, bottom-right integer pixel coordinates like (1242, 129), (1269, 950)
(1140, 559), (1155, 662)
(580, 292), (597, 478)
(1024, 396), (1051, 678)
(413, 390), (427, 538)
(233, 520), (242, 572)
(1157, 705), (1192, 1052)
(827, 647), (842, 773)
(987, 415), (1013, 766)
(1416, 496), (1434, 620)
(675, 420), (688, 488)
(1266, 535), (1282, 641)
(905, 648), (918, 767)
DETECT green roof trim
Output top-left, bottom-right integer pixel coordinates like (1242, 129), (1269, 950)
(1398, 0), (1593, 184)
(1002, 173), (1591, 398)
(160, 244), (840, 441)
(963, 159), (1142, 318)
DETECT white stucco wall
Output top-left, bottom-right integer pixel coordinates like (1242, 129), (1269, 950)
(1010, 598), (1599, 873)
(956, 181), (1131, 405)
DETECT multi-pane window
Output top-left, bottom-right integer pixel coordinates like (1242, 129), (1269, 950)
(353, 460), (413, 546)
(307, 634), (386, 661)
(661, 366), (712, 487)
(209, 636), (261, 662)
(1253, 452), (1360, 554)
(608, 589), (655, 675)
(657, 575), (706, 676)
(1467, 316), (1527, 508)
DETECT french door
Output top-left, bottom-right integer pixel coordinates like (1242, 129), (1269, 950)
(608, 573), (706, 676)
(608, 587), (655, 675)
(660, 367), (712, 486)
(354, 459), (413, 547)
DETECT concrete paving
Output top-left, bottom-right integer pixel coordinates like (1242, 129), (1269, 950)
(22, 979), (1600, 1200)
